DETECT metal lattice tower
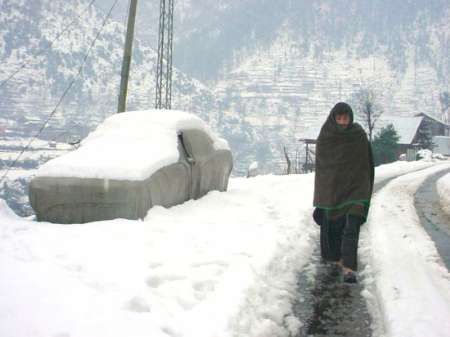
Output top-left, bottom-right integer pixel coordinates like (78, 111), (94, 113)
(155, 0), (174, 110)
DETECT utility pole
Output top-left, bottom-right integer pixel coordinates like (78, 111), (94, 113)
(155, 0), (174, 109)
(117, 0), (138, 113)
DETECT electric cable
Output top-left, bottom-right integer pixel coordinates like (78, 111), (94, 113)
(0, 0), (120, 185)
(0, 0), (97, 89)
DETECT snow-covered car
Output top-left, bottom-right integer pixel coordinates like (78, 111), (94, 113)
(29, 110), (233, 224)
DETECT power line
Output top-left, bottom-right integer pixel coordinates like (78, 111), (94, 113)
(0, 0), (97, 90)
(0, 0), (120, 185)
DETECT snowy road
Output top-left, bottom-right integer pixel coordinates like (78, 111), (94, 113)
(415, 168), (450, 269)
(292, 177), (396, 337)
(1, 161), (450, 337)
(290, 165), (450, 337)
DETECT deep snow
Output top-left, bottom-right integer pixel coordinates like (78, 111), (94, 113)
(0, 160), (449, 337)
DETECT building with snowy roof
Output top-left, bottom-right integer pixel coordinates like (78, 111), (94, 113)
(414, 112), (450, 137)
(297, 112), (450, 167)
(375, 113), (449, 156)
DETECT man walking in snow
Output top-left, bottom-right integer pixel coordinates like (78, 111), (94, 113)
(312, 102), (374, 283)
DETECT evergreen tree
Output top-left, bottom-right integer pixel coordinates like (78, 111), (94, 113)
(372, 124), (400, 166)
(415, 119), (435, 150)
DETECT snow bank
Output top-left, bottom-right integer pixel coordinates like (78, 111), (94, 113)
(437, 172), (450, 216)
(0, 199), (20, 219)
(249, 161), (258, 171)
(374, 160), (437, 182)
(416, 148), (433, 161)
(361, 163), (450, 337)
(247, 161), (259, 178)
(35, 110), (229, 181)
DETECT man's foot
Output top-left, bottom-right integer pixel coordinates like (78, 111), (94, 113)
(343, 270), (357, 284)
(329, 263), (341, 276)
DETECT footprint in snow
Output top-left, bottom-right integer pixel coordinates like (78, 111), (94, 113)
(146, 274), (186, 288)
(125, 296), (151, 313)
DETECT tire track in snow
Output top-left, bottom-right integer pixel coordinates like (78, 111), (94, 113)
(414, 168), (450, 270)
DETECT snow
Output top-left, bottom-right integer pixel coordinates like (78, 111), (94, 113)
(248, 161), (258, 171)
(247, 161), (259, 178)
(370, 160), (438, 183)
(437, 173), (450, 216)
(0, 174), (315, 337)
(361, 163), (450, 337)
(35, 110), (230, 181)
(417, 148), (433, 161)
(0, 137), (72, 150)
(1, 160), (449, 337)
(0, 169), (36, 181)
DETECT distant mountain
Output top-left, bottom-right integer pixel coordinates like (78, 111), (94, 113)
(97, 1), (450, 85)
(211, 0), (450, 157)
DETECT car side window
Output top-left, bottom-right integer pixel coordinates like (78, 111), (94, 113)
(177, 132), (195, 164)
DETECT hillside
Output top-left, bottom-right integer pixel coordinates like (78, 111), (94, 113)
(0, 0), (221, 138)
(95, 0), (450, 171)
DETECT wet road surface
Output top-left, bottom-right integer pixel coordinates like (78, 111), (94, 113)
(293, 252), (372, 337)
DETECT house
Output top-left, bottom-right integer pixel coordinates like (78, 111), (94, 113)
(298, 112), (450, 166)
(414, 112), (450, 137)
(375, 113), (450, 156)
(374, 116), (423, 156)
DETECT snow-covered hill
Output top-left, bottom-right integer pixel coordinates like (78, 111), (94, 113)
(212, 1), (450, 167)
(0, 0), (220, 137)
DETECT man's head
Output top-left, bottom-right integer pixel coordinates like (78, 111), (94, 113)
(331, 102), (353, 129)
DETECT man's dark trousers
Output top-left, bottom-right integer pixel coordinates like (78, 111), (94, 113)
(320, 214), (361, 270)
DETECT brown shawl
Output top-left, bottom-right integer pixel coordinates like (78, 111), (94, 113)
(313, 104), (374, 224)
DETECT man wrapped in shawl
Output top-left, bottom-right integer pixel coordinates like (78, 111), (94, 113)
(313, 102), (374, 283)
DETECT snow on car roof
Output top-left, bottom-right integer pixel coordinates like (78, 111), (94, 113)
(36, 110), (229, 181)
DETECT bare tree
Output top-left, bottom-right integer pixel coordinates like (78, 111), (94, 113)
(283, 146), (292, 175)
(352, 88), (384, 142)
